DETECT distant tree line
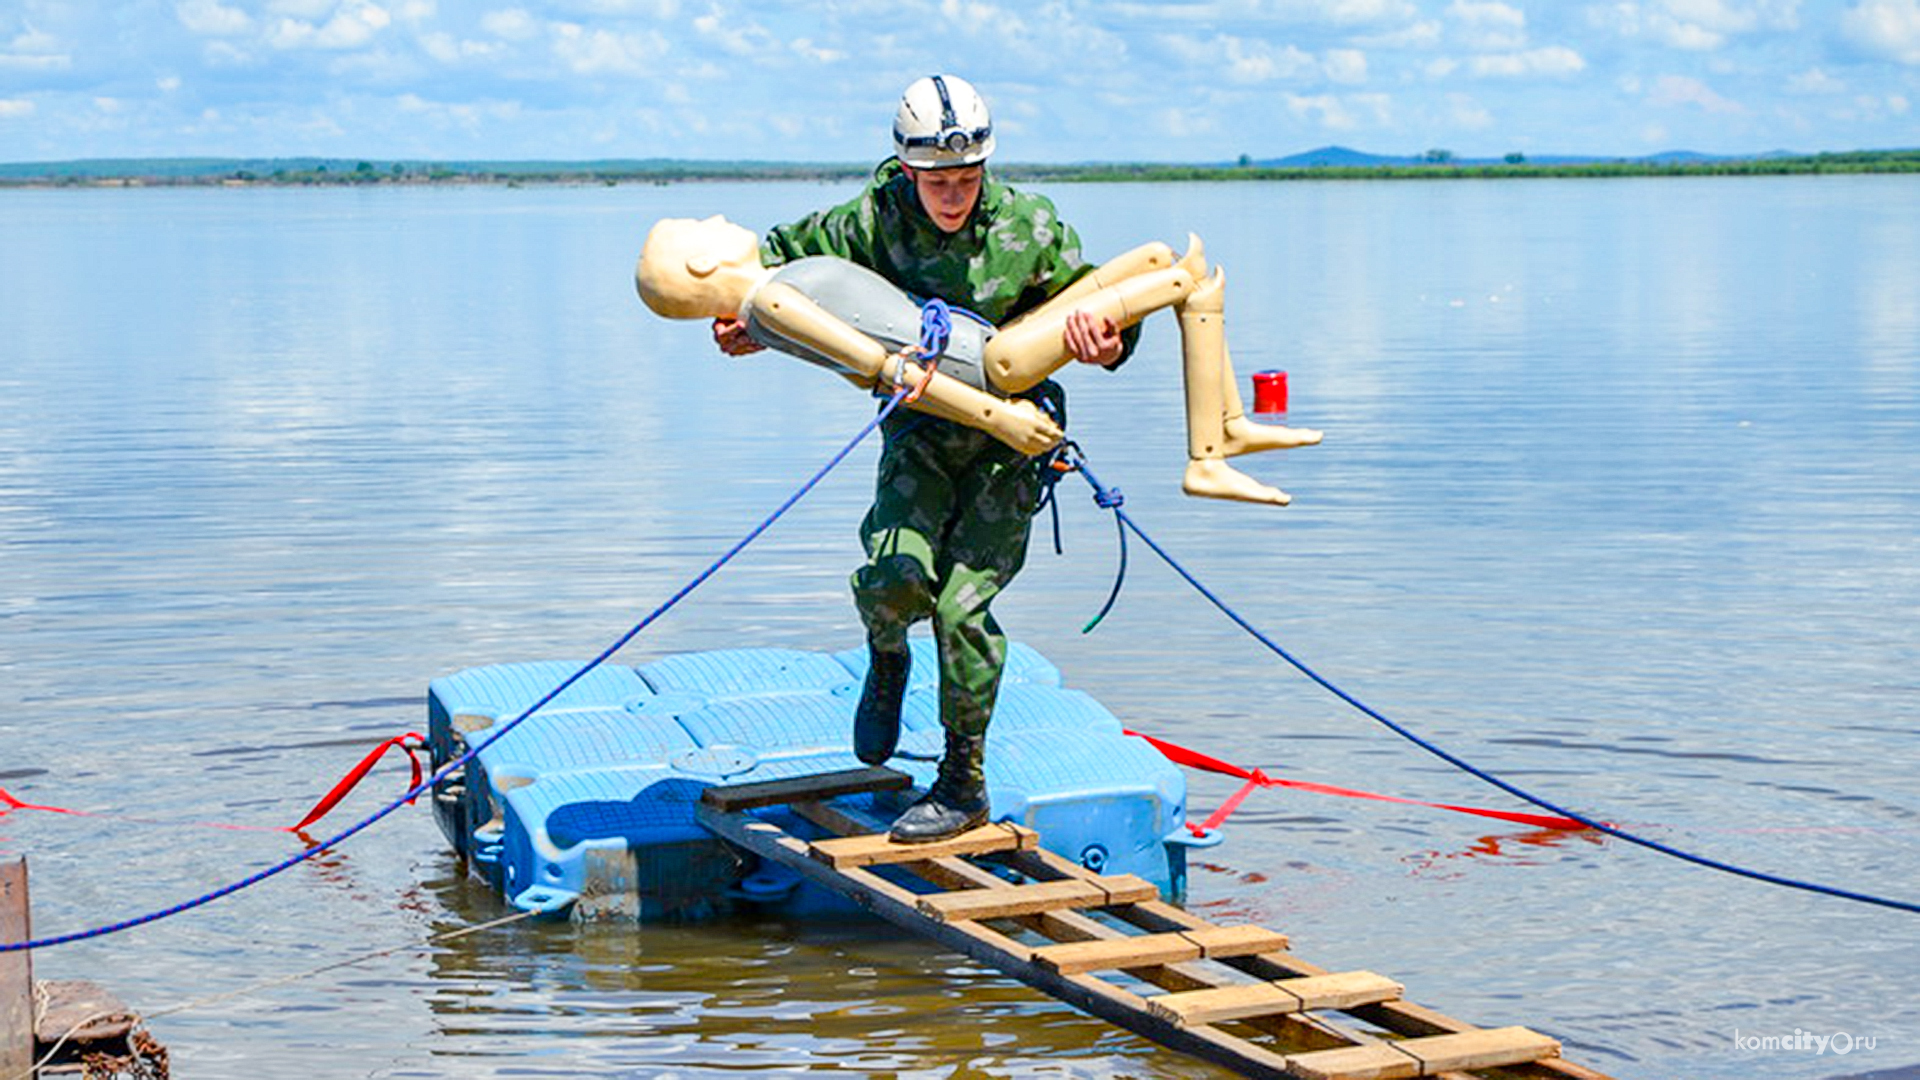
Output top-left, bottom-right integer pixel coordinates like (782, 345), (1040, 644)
(4, 149), (1916, 188)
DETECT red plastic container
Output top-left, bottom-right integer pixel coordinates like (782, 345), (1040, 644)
(1251, 370), (1288, 414)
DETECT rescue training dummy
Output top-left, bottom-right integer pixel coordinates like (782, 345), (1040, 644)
(635, 219), (1323, 506)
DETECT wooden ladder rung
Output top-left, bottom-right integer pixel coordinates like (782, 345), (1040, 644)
(698, 766), (911, 812)
(1032, 925), (1291, 974)
(1147, 971), (1403, 1026)
(1284, 1026), (1562, 1080)
(809, 822), (1037, 868)
(916, 874), (1159, 923)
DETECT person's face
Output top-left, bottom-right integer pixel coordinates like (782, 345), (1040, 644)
(904, 164), (984, 233)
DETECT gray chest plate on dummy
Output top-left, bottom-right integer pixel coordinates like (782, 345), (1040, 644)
(744, 257), (994, 392)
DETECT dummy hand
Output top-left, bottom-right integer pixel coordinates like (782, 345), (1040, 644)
(712, 316), (766, 356)
(1063, 310), (1123, 367)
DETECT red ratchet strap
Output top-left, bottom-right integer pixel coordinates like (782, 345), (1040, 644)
(287, 733), (426, 833)
(1123, 729), (1590, 835)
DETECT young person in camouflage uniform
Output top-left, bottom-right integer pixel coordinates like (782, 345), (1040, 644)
(712, 75), (1131, 842)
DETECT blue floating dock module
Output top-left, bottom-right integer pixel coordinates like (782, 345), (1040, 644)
(427, 640), (1196, 920)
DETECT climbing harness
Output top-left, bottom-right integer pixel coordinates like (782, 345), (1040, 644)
(1, 383), (918, 954)
(1061, 445), (1920, 917)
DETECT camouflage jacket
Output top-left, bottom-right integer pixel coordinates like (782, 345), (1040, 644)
(760, 159), (1134, 364)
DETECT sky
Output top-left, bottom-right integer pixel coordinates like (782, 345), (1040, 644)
(1, 0), (1917, 164)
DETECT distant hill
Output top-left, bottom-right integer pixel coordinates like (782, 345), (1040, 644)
(3, 148), (1915, 186)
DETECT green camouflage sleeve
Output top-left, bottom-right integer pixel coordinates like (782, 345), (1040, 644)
(759, 179), (884, 268)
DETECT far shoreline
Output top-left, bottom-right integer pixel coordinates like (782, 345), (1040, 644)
(3, 149), (1917, 190)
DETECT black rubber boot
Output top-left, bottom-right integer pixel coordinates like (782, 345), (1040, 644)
(889, 731), (988, 843)
(853, 647), (910, 766)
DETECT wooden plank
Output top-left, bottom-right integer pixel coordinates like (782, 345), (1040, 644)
(1395, 1028), (1560, 1075)
(695, 802), (1302, 1080)
(809, 822), (1036, 868)
(1285, 1027), (1560, 1080)
(1032, 931), (1204, 974)
(1186, 924), (1293, 961)
(698, 766), (911, 812)
(917, 874), (1159, 923)
(1032, 925), (1291, 975)
(33, 980), (137, 1048)
(0, 858), (29, 1080)
(1001, 847), (1612, 1080)
(1149, 971), (1404, 1027)
(790, 800), (1367, 1055)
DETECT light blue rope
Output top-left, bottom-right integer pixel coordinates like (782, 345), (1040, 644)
(2, 385), (915, 953)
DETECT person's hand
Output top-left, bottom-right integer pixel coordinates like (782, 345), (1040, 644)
(712, 316), (765, 356)
(1063, 310), (1123, 367)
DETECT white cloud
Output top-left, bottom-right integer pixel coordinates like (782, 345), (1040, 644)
(269, 1), (393, 50)
(176, 0), (254, 35)
(1787, 67), (1843, 93)
(790, 38), (844, 63)
(551, 22), (667, 76)
(1468, 45), (1586, 76)
(1598, 0), (1801, 51)
(1161, 33), (1319, 83)
(1448, 90), (1493, 128)
(1, 25), (69, 71)
(1324, 47), (1369, 82)
(0, 98), (34, 119)
(1842, 0), (1920, 64)
(158, 75), (182, 91)
(1358, 18), (1441, 47)
(1285, 90), (1392, 130)
(1647, 72), (1744, 112)
(1448, 0), (1526, 48)
(422, 31), (502, 62)
(482, 9), (540, 40)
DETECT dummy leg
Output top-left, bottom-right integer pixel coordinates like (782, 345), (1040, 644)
(1218, 344), (1324, 457)
(1017, 234), (1205, 318)
(1179, 269), (1291, 506)
(985, 237), (1209, 395)
(754, 281), (1061, 456)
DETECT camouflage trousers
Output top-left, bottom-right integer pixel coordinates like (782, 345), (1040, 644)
(852, 410), (1049, 739)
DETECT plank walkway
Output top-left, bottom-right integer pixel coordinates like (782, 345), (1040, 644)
(697, 767), (1617, 1080)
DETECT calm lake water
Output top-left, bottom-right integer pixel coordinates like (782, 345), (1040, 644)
(2, 175), (1916, 1080)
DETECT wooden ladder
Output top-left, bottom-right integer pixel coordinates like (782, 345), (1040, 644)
(696, 767), (1615, 1080)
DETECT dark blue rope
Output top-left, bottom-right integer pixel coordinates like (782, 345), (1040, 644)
(1063, 447), (1920, 916)
(2, 386), (916, 954)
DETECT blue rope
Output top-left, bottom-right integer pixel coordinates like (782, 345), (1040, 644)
(917, 298), (953, 359)
(1062, 446), (1920, 917)
(2, 385), (916, 954)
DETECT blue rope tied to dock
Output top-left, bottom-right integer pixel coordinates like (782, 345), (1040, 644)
(1, 384), (917, 954)
(1060, 443), (1920, 917)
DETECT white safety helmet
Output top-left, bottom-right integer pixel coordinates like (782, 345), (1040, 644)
(892, 74), (995, 169)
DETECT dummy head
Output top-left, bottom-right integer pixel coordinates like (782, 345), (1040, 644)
(635, 215), (766, 319)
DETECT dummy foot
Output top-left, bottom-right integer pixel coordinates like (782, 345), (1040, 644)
(1222, 416), (1323, 458)
(1183, 458), (1291, 506)
(973, 397), (1063, 457)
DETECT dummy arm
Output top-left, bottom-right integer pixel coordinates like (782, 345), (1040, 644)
(751, 282), (1063, 456)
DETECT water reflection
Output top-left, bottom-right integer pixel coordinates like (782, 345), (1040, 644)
(2, 176), (1916, 1079)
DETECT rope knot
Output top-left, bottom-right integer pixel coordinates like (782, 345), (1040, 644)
(1093, 486), (1125, 509)
(917, 298), (952, 359)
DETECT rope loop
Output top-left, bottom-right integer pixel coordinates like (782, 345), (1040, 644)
(917, 298), (953, 359)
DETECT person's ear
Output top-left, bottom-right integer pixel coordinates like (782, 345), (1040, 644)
(687, 254), (719, 277)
